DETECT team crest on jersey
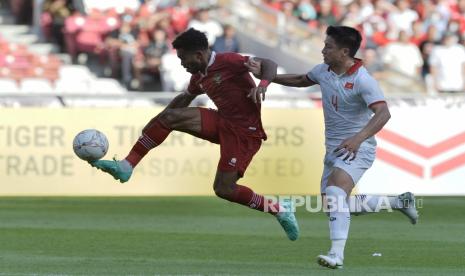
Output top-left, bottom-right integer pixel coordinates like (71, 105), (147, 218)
(228, 157), (237, 166)
(344, 82), (354, 89)
(213, 73), (222, 85)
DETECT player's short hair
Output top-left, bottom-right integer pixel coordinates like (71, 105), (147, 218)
(326, 26), (362, 58)
(172, 28), (209, 52)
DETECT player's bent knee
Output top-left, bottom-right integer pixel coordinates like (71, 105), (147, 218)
(213, 186), (233, 200)
(213, 178), (235, 200)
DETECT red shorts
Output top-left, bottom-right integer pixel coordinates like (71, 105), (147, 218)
(198, 108), (262, 177)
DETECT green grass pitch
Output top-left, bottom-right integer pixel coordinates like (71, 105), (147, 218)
(0, 196), (463, 275)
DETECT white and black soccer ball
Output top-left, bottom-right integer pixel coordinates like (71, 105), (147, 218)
(73, 129), (109, 161)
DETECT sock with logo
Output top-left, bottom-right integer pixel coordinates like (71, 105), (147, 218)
(325, 185), (350, 259)
(224, 184), (280, 215)
(125, 119), (172, 167)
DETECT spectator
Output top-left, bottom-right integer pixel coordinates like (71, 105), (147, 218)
(105, 17), (140, 87)
(132, 29), (170, 90)
(382, 30), (423, 78)
(410, 20), (427, 46)
(363, 2), (389, 48)
(153, 16), (176, 42)
(423, 24), (442, 44)
(281, 1), (296, 19)
(362, 48), (385, 80)
(420, 40), (436, 94)
(419, 40), (435, 75)
(43, 0), (73, 52)
(212, 25), (240, 53)
(359, 0), (375, 21)
(418, 24), (441, 94)
(317, 0), (338, 27)
(388, 0), (419, 35)
(296, 0), (317, 23)
(422, 1), (449, 37)
(429, 32), (465, 93)
(188, 8), (223, 46)
(10, 0), (33, 25)
(167, 0), (192, 34)
(341, 1), (363, 27)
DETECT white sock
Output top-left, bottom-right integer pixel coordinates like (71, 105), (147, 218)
(349, 195), (401, 215)
(330, 239), (346, 259)
(325, 186), (350, 259)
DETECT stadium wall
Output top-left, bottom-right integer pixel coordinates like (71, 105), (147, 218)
(0, 108), (325, 196)
(1, 105), (464, 196)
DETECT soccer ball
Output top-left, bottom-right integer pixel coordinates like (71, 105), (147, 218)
(73, 129), (109, 161)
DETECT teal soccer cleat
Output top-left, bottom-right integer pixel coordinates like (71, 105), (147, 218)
(276, 199), (300, 241)
(90, 159), (133, 183)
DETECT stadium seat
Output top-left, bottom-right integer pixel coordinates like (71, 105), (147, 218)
(15, 78), (62, 107)
(90, 78), (126, 94)
(59, 65), (93, 81)
(55, 79), (90, 94)
(82, 0), (140, 13)
(20, 78), (55, 94)
(61, 78), (128, 107)
(127, 98), (157, 107)
(0, 78), (21, 107)
(0, 78), (19, 93)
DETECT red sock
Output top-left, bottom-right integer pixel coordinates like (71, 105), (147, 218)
(125, 119), (171, 167)
(230, 184), (280, 215)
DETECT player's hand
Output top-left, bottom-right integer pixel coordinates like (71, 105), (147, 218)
(334, 135), (364, 161)
(244, 57), (262, 79)
(248, 86), (267, 103)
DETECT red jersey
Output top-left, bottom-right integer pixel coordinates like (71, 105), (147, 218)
(187, 52), (267, 140)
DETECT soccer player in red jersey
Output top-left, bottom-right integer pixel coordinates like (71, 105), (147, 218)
(91, 28), (299, 240)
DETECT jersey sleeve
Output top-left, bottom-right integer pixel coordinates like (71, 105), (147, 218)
(222, 53), (249, 74)
(358, 73), (386, 107)
(306, 63), (325, 84)
(187, 74), (204, 95)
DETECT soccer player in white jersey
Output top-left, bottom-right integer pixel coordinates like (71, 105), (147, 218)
(246, 25), (418, 269)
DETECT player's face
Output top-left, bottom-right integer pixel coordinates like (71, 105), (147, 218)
(321, 36), (347, 66)
(177, 49), (205, 74)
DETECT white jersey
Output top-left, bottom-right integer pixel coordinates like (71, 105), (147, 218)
(307, 60), (385, 152)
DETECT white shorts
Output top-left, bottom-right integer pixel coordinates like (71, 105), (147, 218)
(320, 148), (376, 193)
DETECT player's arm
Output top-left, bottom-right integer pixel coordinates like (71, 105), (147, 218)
(251, 57), (277, 83)
(245, 58), (315, 88)
(357, 102), (391, 141)
(246, 57), (277, 103)
(335, 102), (391, 161)
(273, 74), (315, 87)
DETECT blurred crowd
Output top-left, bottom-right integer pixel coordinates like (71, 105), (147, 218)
(6, 0), (465, 93)
(33, 0), (240, 90)
(265, 0), (465, 93)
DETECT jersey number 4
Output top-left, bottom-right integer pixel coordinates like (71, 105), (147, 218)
(331, 95), (338, 111)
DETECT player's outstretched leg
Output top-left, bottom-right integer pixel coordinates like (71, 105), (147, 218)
(348, 192), (419, 224)
(226, 184), (299, 241)
(91, 117), (172, 183)
(214, 172), (299, 241)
